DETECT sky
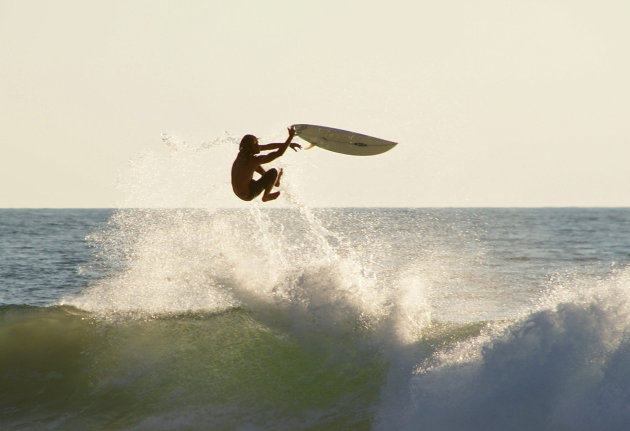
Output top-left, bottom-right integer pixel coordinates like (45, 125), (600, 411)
(1, 0), (629, 208)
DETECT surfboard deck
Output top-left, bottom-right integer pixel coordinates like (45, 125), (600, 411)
(292, 124), (397, 156)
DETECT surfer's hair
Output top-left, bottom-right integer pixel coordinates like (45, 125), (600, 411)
(239, 135), (257, 153)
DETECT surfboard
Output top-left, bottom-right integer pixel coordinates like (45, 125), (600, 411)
(292, 124), (397, 156)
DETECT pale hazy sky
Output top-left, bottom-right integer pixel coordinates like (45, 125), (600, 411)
(1, 0), (629, 207)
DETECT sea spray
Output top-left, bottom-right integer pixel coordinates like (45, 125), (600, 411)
(70, 133), (405, 329)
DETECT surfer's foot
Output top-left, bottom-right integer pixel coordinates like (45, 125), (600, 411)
(262, 191), (280, 202)
(275, 168), (283, 187)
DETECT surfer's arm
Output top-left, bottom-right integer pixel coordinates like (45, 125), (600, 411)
(258, 143), (283, 151)
(261, 143), (302, 152)
(255, 127), (296, 164)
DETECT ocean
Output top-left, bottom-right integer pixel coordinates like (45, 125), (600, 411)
(2, 207), (630, 430)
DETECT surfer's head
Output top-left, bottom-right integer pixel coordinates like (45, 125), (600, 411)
(239, 135), (259, 155)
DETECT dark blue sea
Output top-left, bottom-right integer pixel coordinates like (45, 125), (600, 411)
(2, 208), (630, 430)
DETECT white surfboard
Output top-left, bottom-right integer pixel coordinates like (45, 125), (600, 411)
(293, 124), (397, 156)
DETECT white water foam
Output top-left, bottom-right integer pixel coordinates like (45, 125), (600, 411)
(376, 269), (630, 431)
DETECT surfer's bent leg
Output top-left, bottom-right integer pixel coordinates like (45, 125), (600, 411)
(261, 168), (280, 202)
(247, 169), (279, 201)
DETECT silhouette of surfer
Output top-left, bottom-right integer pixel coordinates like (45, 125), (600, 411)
(231, 126), (301, 202)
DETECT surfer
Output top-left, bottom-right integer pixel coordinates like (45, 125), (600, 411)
(231, 126), (301, 202)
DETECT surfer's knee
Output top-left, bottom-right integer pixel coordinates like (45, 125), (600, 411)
(261, 169), (278, 190)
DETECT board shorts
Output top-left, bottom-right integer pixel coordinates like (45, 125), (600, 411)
(245, 169), (278, 201)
